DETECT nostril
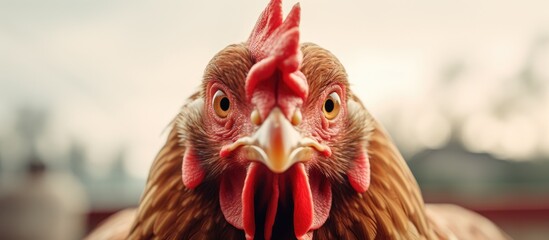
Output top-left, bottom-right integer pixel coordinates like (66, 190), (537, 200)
(251, 109), (262, 126)
(291, 108), (302, 126)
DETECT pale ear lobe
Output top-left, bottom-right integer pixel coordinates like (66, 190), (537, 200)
(182, 145), (205, 189)
(346, 146), (371, 193)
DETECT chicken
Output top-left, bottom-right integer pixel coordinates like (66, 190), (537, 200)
(87, 0), (510, 239)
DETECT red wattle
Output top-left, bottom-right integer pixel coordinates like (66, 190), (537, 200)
(220, 163), (332, 239)
(309, 169), (332, 230)
(219, 167), (246, 229)
(291, 163), (314, 238)
(264, 174), (279, 240)
(292, 164), (332, 238)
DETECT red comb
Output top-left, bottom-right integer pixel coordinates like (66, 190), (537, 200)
(245, 0), (308, 105)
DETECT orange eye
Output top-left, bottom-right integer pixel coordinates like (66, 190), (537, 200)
(323, 92), (340, 120)
(213, 90), (230, 118)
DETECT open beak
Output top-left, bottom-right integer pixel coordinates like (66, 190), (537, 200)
(220, 107), (330, 173)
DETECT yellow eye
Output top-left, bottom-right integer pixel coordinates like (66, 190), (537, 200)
(323, 92), (340, 120)
(213, 90), (230, 118)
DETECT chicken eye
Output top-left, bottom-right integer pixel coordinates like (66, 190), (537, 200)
(213, 90), (230, 118)
(323, 92), (340, 120)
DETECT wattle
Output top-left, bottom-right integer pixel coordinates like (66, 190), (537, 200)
(219, 162), (332, 240)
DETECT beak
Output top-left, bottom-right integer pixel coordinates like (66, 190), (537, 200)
(253, 108), (304, 173)
(220, 108), (330, 173)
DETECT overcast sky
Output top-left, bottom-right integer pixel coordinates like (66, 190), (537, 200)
(1, 0), (548, 178)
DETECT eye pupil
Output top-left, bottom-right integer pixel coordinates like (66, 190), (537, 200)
(220, 97), (230, 111)
(322, 92), (341, 120)
(324, 99), (334, 113)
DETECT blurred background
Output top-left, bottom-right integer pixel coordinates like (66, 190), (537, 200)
(1, 0), (548, 239)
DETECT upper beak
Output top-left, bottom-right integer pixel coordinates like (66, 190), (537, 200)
(220, 107), (330, 173)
